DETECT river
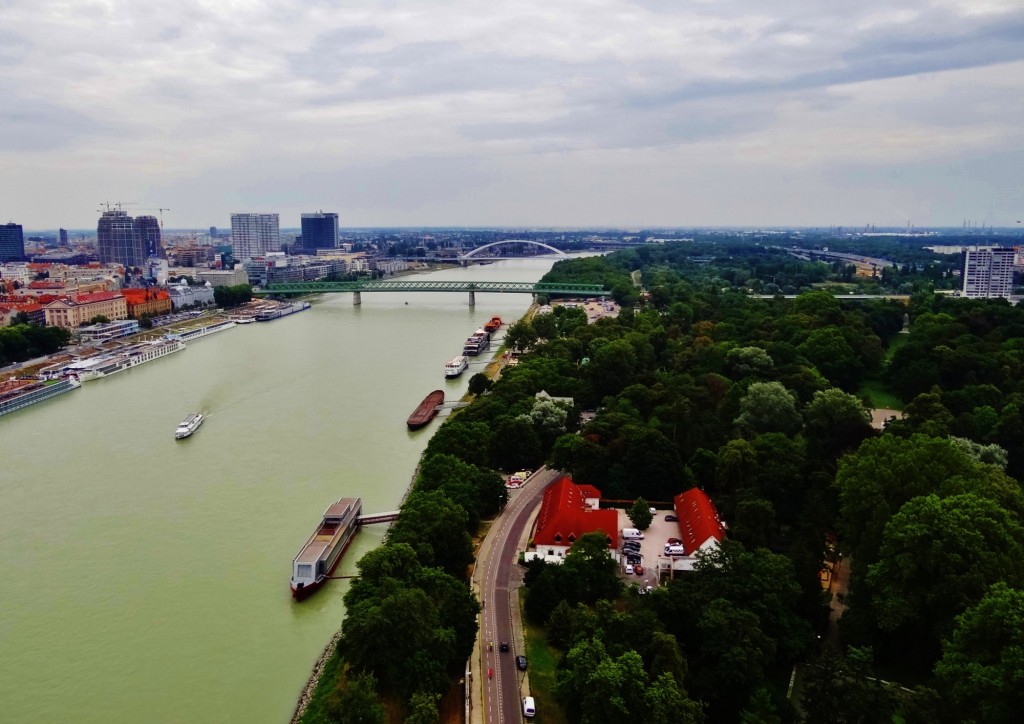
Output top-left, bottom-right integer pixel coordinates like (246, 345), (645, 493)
(0, 258), (562, 723)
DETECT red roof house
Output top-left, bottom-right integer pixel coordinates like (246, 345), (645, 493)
(533, 476), (619, 550)
(673, 488), (726, 555)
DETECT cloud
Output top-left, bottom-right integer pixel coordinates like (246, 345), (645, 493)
(1, 0), (1023, 228)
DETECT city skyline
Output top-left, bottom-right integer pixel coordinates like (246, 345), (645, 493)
(2, 2), (1023, 229)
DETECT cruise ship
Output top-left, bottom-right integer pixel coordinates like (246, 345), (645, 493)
(445, 355), (469, 378)
(64, 338), (185, 381)
(0, 376), (81, 418)
(290, 498), (362, 600)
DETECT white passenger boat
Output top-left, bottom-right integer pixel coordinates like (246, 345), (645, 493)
(444, 355), (469, 378)
(175, 412), (204, 439)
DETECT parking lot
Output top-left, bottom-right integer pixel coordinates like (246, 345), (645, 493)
(616, 507), (684, 590)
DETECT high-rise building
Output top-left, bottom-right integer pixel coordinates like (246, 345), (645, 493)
(59, 228), (69, 246)
(962, 247), (1015, 298)
(0, 222), (25, 262)
(210, 226), (218, 239)
(97, 210), (146, 267)
(134, 215), (163, 258)
(300, 211), (340, 252)
(230, 213), (280, 260)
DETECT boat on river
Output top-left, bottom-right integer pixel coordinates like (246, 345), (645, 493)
(174, 412), (204, 439)
(445, 355), (469, 378)
(484, 316), (502, 333)
(407, 389), (445, 430)
(0, 375), (81, 418)
(290, 497), (362, 600)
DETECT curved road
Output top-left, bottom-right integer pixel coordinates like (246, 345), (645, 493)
(475, 467), (560, 724)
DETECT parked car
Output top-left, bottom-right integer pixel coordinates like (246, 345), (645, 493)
(634, 565), (644, 575)
(500, 641), (509, 652)
(649, 507), (657, 515)
(627, 555), (642, 565)
(516, 655), (528, 671)
(665, 514), (678, 522)
(523, 696), (536, 718)
(625, 563), (635, 574)
(666, 537), (681, 545)
(622, 543), (641, 552)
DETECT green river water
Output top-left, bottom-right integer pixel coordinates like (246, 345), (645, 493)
(0, 259), (559, 723)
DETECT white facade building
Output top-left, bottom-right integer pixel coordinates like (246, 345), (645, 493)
(962, 247), (1015, 299)
(230, 213), (280, 261)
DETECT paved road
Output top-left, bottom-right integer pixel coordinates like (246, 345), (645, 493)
(476, 467), (560, 724)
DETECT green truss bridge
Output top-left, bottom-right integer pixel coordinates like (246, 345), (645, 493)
(253, 280), (611, 305)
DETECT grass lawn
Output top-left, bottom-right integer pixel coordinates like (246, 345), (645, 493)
(884, 332), (909, 361)
(859, 379), (904, 411)
(520, 592), (569, 724)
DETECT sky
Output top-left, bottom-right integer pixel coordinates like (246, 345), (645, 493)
(1, 0), (1023, 230)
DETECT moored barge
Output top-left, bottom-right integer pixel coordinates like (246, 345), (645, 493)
(290, 497), (363, 600)
(407, 389), (445, 430)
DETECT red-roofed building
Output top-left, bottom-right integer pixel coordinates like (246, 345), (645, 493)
(530, 476), (619, 562)
(121, 288), (172, 318)
(43, 292), (127, 328)
(672, 487), (726, 556)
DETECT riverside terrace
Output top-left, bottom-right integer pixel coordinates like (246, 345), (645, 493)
(252, 280), (611, 305)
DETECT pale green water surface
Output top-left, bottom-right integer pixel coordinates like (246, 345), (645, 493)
(0, 259), (560, 723)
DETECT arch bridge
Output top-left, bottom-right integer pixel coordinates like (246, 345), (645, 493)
(253, 279), (610, 305)
(459, 240), (569, 260)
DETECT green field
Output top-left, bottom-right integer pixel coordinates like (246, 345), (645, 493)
(859, 379), (904, 411)
(521, 592), (568, 724)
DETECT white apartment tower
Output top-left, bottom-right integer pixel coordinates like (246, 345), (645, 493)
(962, 247), (1015, 299)
(230, 213), (281, 260)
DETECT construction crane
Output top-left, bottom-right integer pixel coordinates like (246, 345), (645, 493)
(136, 207), (171, 229)
(97, 201), (139, 213)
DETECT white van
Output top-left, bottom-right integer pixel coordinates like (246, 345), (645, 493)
(523, 696), (536, 718)
(622, 528), (644, 540)
(664, 544), (686, 556)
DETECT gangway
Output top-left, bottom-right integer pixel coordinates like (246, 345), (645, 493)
(357, 511), (400, 525)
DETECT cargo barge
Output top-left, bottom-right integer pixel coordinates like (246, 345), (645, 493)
(0, 376), (81, 418)
(407, 389), (445, 430)
(290, 497), (362, 600)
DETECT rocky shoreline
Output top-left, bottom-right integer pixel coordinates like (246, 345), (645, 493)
(290, 631), (343, 723)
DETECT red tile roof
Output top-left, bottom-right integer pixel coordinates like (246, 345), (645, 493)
(74, 292), (123, 304)
(533, 476), (618, 548)
(673, 488), (726, 555)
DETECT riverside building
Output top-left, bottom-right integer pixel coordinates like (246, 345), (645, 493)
(230, 213), (280, 261)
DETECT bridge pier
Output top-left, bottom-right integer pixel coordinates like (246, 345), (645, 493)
(353, 291), (361, 306)
(468, 290), (475, 307)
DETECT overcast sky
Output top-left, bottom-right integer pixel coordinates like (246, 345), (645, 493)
(2, 0), (1023, 230)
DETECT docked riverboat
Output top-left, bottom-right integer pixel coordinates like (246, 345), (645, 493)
(0, 376), (81, 418)
(64, 338), (185, 381)
(174, 412), (204, 439)
(407, 389), (445, 429)
(290, 497), (363, 600)
(484, 316), (502, 333)
(444, 355), (469, 378)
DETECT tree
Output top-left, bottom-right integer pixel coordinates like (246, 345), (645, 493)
(387, 490), (474, 577)
(627, 497), (654, 530)
(467, 372), (491, 396)
(325, 673), (386, 724)
(725, 346), (774, 379)
(503, 319), (537, 352)
(734, 381), (802, 437)
(799, 647), (893, 724)
(866, 493), (1024, 641)
(404, 692), (440, 724)
(935, 583), (1024, 723)
(803, 387), (873, 459)
(561, 531), (621, 605)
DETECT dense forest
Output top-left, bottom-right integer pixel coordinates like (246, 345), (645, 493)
(309, 238), (1024, 723)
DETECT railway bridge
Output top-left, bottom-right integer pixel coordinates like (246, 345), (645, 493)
(253, 280), (611, 306)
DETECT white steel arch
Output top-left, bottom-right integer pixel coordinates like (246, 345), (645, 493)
(461, 240), (569, 258)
